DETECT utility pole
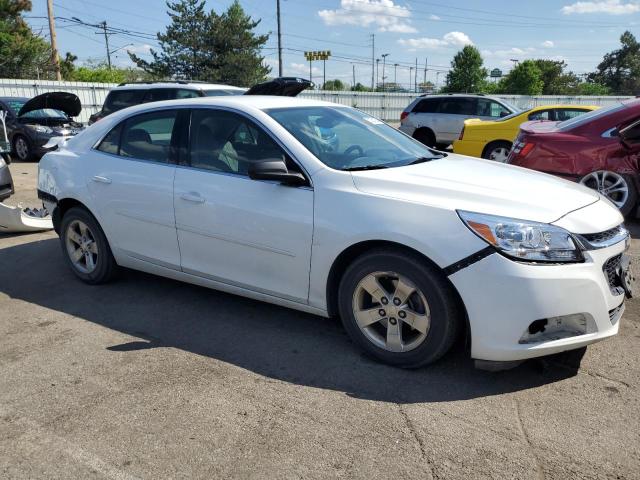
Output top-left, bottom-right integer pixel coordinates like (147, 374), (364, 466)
(414, 58), (418, 93)
(381, 53), (389, 91)
(46, 0), (62, 80)
(375, 58), (380, 91)
(409, 66), (413, 92)
(394, 63), (398, 86)
(276, 0), (283, 77)
(370, 34), (375, 90)
(352, 64), (356, 89)
(424, 57), (428, 84)
(100, 21), (112, 69)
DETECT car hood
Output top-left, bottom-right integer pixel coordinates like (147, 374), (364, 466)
(244, 77), (311, 96)
(18, 92), (82, 118)
(350, 154), (600, 224)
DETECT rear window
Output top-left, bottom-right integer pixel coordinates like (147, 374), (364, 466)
(103, 90), (145, 114)
(412, 98), (440, 113)
(438, 97), (476, 115)
(558, 103), (625, 130)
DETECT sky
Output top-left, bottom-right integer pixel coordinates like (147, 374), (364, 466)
(25, 0), (640, 89)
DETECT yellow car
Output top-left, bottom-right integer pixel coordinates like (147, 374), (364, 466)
(452, 104), (599, 161)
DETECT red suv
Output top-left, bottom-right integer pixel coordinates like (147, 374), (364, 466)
(508, 99), (640, 216)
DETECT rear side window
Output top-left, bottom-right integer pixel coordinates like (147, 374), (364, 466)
(412, 98), (440, 113)
(175, 89), (201, 99)
(103, 90), (145, 114)
(118, 110), (178, 163)
(528, 110), (551, 121)
(477, 99), (510, 118)
(438, 98), (476, 115)
(554, 109), (589, 122)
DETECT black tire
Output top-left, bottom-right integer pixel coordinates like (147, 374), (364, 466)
(482, 141), (512, 162)
(338, 248), (461, 368)
(580, 171), (638, 217)
(413, 128), (436, 148)
(12, 134), (34, 162)
(59, 206), (118, 284)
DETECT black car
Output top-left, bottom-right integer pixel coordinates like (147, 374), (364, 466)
(0, 92), (83, 162)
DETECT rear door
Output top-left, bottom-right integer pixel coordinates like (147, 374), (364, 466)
(173, 108), (314, 302)
(435, 97), (477, 143)
(87, 109), (184, 269)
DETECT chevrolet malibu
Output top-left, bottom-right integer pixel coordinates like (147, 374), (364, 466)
(37, 95), (632, 369)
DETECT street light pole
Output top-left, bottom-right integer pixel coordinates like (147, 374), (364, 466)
(375, 58), (380, 90)
(394, 63), (398, 86)
(276, 0), (283, 77)
(381, 53), (389, 92)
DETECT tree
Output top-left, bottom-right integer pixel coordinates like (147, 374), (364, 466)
(574, 81), (610, 95)
(0, 0), (56, 78)
(533, 59), (578, 94)
(59, 52), (77, 80)
(351, 82), (372, 92)
(590, 31), (640, 95)
(130, 0), (270, 86)
(497, 60), (544, 95)
(442, 46), (487, 93)
(322, 79), (346, 90)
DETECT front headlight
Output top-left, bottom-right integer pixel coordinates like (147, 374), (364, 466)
(458, 210), (583, 263)
(30, 125), (53, 134)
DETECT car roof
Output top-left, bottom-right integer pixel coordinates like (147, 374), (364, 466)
(111, 82), (245, 91)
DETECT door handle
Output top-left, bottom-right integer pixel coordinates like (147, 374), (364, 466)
(91, 175), (112, 184)
(180, 193), (205, 204)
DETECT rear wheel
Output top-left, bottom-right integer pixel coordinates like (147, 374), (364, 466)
(413, 128), (436, 148)
(338, 249), (460, 368)
(60, 207), (118, 284)
(482, 141), (512, 162)
(580, 170), (637, 217)
(12, 135), (33, 162)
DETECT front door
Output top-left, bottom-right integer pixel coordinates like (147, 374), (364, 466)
(174, 108), (314, 302)
(87, 109), (182, 269)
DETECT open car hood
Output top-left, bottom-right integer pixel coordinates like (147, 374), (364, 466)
(18, 92), (82, 118)
(244, 77), (312, 97)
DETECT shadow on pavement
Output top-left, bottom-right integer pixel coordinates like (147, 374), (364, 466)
(0, 237), (582, 404)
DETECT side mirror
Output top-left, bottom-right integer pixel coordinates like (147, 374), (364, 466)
(248, 158), (307, 186)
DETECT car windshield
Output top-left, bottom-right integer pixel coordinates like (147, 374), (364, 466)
(4, 99), (67, 119)
(266, 106), (444, 170)
(558, 102), (625, 130)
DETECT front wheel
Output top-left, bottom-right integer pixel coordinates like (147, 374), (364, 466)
(580, 170), (637, 217)
(338, 249), (460, 368)
(60, 207), (118, 284)
(12, 135), (33, 162)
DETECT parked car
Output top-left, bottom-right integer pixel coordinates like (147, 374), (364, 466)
(453, 104), (598, 161)
(508, 99), (640, 216)
(0, 154), (13, 202)
(399, 94), (519, 148)
(38, 79), (630, 369)
(88, 81), (246, 125)
(0, 92), (84, 162)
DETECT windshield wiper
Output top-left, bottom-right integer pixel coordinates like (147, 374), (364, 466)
(343, 165), (389, 171)
(407, 154), (446, 165)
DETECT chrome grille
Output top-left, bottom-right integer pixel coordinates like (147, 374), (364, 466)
(577, 225), (628, 250)
(583, 225), (623, 244)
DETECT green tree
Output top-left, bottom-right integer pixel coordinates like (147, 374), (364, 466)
(351, 82), (372, 92)
(322, 79), (346, 90)
(130, 0), (269, 86)
(59, 52), (77, 80)
(590, 31), (640, 95)
(533, 59), (579, 94)
(574, 81), (610, 95)
(0, 0), (55, 78)
(497, 60), (543, 94)
(442, 45), (487, 93)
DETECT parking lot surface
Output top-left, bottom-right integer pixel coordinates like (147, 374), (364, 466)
(1, 161), (639, 479)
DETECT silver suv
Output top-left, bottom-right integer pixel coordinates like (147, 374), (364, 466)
(399, 94), (519, 147)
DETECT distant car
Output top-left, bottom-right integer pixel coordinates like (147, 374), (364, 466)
(453, 104), (598, 162)
(399, 94), (519, 147)
(37, 78), (629, 369)
(508, 99), (640, 216)
(0, 92), (84, 162)
(88, 81), (246, 125)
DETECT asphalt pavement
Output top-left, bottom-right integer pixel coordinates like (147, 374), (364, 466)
(1, 161), (638, 479)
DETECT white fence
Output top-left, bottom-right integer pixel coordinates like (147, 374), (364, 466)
(0, 78), (633, 123)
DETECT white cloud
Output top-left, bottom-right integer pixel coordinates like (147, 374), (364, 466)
(482, 46), (536, 58)
(127, 44), (153, 55)
(290, 62), (321, 76)
(397, 31), (473, 50)
(429, 14), (441, 20)
(318, 0), (417, 33)
(541, 40), (555, 48)
(561, 0), (640, 15)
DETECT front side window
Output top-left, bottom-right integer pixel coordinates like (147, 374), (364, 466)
(175, 89), (201, 99)
(115, 110), (178, 163)
(189, 109), (286, 175)
(266, 106), (443, 171)
(103, 90), (145, 114)
(203, 89), (245, 97)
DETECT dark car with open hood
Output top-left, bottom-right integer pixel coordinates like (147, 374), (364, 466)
(0, 92), (84, 162)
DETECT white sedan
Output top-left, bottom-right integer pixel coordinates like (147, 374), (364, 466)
(37, 92), (631, 369)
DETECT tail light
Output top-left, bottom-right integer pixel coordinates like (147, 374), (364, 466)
(400, 111), (408, 122)
(512, 141), (534, 158)
(459, 126), (465, 140)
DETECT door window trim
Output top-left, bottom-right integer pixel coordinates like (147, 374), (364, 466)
(181, 106), (314, 189)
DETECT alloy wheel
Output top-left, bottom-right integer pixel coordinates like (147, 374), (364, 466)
(488, 146), (510, 163)
(580, 170), (629, 209)
(14, 137), (29, 160)
(351, 271), (431, 353)
(65, 220), (99, 274)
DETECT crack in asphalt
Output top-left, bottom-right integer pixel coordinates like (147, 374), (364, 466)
(514, 398), (546, 480)
(397, 404), (435, 480)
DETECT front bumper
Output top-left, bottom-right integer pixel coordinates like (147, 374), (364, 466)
(449, 238), (627, 362)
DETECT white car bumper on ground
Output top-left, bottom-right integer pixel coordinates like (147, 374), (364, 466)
(450, 235), (628, 362)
